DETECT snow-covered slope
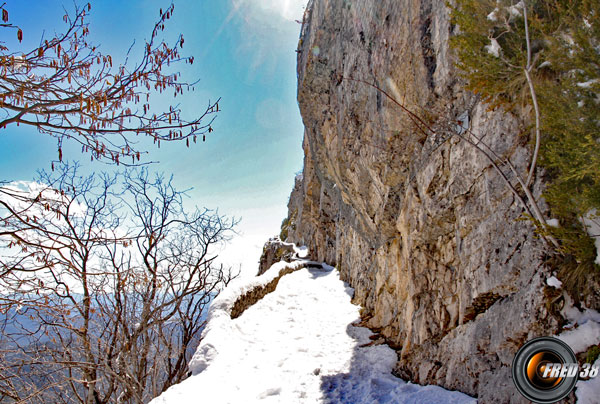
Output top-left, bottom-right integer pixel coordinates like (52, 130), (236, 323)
(151, 263), (476, 404)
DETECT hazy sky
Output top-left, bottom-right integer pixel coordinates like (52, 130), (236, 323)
(0, 0), (308, 276)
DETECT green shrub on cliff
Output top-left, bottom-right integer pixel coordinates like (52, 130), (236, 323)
(450, 0), (600, 276)
(280, 216), (290, 241)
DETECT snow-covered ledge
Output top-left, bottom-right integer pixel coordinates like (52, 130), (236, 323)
(150, 254), (475, 404)
(188, 255), (324, 375)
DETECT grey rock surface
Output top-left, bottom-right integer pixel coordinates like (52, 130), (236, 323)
(279, 0), (572, 402)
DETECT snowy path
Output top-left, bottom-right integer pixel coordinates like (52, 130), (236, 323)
(152, 266), (476, 404)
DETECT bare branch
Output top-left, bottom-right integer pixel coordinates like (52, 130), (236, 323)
(0, 2), (218, 165)
(522, 1), (542, 189)
(0, 163), (237, 403)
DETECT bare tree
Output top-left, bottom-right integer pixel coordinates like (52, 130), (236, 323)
(0, 2), (219, 166)
(0, 163), (237, 403)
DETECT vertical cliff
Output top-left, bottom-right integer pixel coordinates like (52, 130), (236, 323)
(280, 0), (570, 402)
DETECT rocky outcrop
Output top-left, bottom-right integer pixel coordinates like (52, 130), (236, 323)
(231, 264), (298, 319)
(238, 239), (327, 319)
(233, 259), (325, 319)
(257, 238), (297, 276)
(279, 0), (570, 402)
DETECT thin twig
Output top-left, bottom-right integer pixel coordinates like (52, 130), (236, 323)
(522, 1), (541, 188)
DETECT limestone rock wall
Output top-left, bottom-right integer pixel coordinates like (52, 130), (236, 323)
(282, 0), (566, 402)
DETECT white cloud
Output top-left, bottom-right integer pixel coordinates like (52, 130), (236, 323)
(233, 0), (307, 23)
(228, 0), (308, 73)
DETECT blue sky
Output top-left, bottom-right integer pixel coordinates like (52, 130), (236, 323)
(0, 0), (307, 275)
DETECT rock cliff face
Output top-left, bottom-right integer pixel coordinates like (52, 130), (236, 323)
(280, 0), (568, 402)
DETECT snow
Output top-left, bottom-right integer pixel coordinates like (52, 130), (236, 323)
(546, 276), (562, 288)
(580, 209), (600, 265)
(546, 218), (560, 228)
(576, 358), (600, 404)
(539, 60), (552, 69)
(577, 79), (599, 89)
(487, 7), (499, 22)
(455, 110), (469, 135)
(270, 239), (310, 259)
(562, 295), (600, 329)
(486, 2), (524, 21)
(558, 321), (600, 354)
(294, 245), (309, 258)
(151, 263), (476, 404)
(485, 38), (501, 58)
(555, 298), (600, 401)
(508, 1), (524, 17)
(186, 259), (314, 374)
